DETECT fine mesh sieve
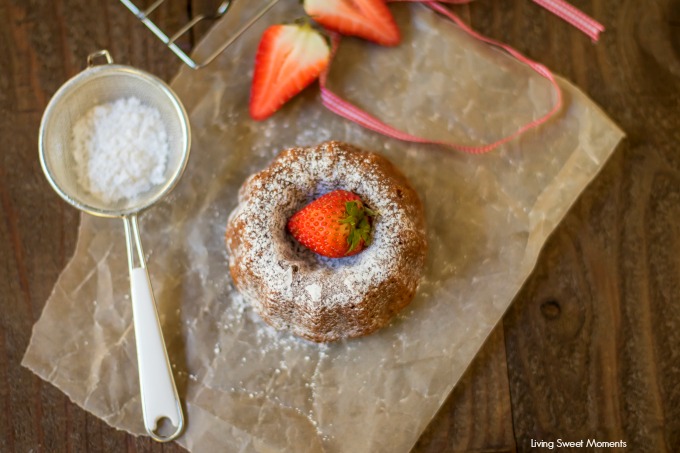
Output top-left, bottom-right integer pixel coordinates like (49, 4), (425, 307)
(40, 50), (189, 217)
(39, 50), (189, 442)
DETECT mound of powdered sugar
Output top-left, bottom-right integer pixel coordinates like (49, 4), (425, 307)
(71, 97), (169, 204)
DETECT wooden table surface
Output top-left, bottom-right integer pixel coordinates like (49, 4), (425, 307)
(1, 0), (678, 451)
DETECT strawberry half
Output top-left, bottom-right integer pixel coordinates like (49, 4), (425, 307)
(250, 23), (330, 121)
(303, 0), (400, 46)
(287, 190), (376, 258)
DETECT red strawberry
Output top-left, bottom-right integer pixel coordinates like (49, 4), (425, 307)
(303, 0), (400, 46)
(287, 190), (376, 258)
(250, 23), (330, 121)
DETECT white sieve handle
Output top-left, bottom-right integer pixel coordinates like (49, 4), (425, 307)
(123, 214), (184, 442)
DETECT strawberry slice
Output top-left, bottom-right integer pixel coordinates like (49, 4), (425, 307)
(303, 0), (400, 46)
(250, 23), (330, 121)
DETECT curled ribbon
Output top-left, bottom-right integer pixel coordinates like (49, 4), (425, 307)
(319, 0), (604, 154)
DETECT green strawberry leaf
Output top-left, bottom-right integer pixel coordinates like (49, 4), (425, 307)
(358, 216), (372, 246)
(342, 200), (376, 255)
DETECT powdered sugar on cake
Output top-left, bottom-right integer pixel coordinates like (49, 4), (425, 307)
(225, 141), (427, 342)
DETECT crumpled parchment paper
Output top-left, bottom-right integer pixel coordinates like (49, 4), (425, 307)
(23, 2), (624, 452)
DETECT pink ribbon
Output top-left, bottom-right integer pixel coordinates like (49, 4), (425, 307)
(533, 0), (604, 41)
(396, 0), (606, 41)
(320, 1), (564, 154)
(318, 0), (604, 153)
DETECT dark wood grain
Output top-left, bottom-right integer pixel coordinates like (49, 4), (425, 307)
(1, 0), (678, 452)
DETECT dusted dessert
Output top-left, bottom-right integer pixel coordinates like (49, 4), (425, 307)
(225, 141), (427, 342)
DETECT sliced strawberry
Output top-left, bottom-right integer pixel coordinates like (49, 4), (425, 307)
(303, 0), (400, 46)
(250, 23), (330, 121)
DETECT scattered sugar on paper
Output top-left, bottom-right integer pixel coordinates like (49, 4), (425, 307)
(72, 97), (169, 204)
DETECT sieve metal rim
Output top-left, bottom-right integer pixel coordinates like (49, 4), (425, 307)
(38, 63), (191, 218)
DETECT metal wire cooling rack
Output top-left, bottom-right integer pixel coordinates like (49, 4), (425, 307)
(120, 0), (281, 69)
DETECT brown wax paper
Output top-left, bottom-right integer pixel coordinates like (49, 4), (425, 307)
(23, 2), (624, 452)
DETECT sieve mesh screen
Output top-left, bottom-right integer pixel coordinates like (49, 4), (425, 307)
(40, 65), (190, 217)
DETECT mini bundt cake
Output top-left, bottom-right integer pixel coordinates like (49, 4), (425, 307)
(225, 141), (427, 342)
